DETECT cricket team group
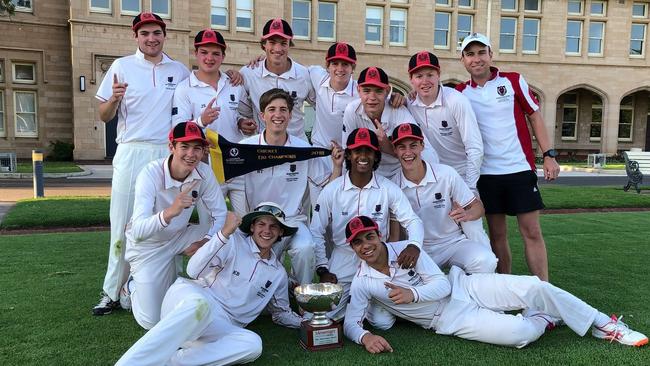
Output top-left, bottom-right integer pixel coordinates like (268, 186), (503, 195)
(93, 11), (647, 366)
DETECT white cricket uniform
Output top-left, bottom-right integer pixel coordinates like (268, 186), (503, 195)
(116, 230), (303, 366)
(125, 157), (227, 329)
(172, 70), (248, 215)
(239, 58), (315, 139)
(239, 132), (332, 284)
(344, 243), (600, 348)
(456, 67), (539, 175)
(308, 65), (358, 148)
(310, 172), (424, 319)
(342, 100), (440, 179)
(95, 49), (189, 301)
(392, 162), (496, 273)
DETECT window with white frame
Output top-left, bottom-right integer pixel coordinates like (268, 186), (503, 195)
(12, 63), (36, 84)
(391, 0), (409, 3)
(11, 0), (32, 12)
(524, 0), (541, 12)
(561, 93), (578, 140)
(500, 17), (517, 52)
(590, 0), (606, 16)
(365, 6), (383, 45)
(236, 0), (253, 31)
(14, 91), (37, 137)
(90, 0), (112, 13)
(566, 20), (582, 54)
(435, 0), (450, 6)
(501, 0), (517, 11)
(567, 0), (583, 15)
(151, 0), (170, 18)
(457, 14), (473, 49)
(0, 91), (4, 137)
(618, 96), (634, 141)
(389, 8), (407, 46)
(434, 11), (450, 48)
(523, 17), (539, 53)
(292, 0), (311, 39)
(633, 2), (648, 18)
(630, 23), (646, 56)
(588, 21), (605, 55)
(590, 97), (602, 141)
(121, 0), (141, 15)
(210, 0), (228, 29)
(458, 0), (473, 8)
(318, 2), (336, 41)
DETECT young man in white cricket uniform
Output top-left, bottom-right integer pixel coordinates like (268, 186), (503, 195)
(93, 12), (190, 315)
(406, 51), (489, 245)
(388, 123), (496, 274)
(342, 67), (439, 179)
(238, 18), (315, 140)
(123, 122), (227, 329)
(343, 215), (648, 353)
(311, 128), (424, 322)
(172, 29), (248, 214)
(456, 33), (560, 281)
(115, 204), (305, 366)
(239, 88), (343, 284)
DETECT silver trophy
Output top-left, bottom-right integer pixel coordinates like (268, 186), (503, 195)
(294, 283), (344, 350)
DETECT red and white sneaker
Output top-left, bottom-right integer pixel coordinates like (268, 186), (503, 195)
(592, 315), (648, 347)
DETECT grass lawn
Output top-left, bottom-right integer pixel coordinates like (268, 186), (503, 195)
(1, 212), (649, 365)
(16, 161), (83, 174)
(558, 162), (626, 170)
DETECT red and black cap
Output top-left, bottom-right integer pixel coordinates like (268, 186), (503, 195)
(346, 216), (379, 243)
(132, 12), (166, 33)
(168, 121), (208, 145)
(390, 123), (424, 145)
(346, 128), (379, 151)
(408, 51), (440, 74)
(262, 18), (294, 40)
(194, 29), (227, 50)
(358, 67), (389, 89)
(325, 42), (357, 64)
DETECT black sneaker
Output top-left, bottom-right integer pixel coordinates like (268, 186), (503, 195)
(92, 292), (120, 316)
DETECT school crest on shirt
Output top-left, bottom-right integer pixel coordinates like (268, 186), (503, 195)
(256, 280), (272, 298)
(495, 84), (514, 103)
(406, 268), (424, 286)
(371, 204), (383, 219)
(165, 76), (178, 90)
(497, 85), (507, 96)
(438, 120), (452, 137)
(433, 192), (446, 209)
(228, 94), (238, 109)
(286, 163), (299, 182)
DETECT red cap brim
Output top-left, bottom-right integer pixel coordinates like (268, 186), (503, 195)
(172, 136), (209, 145)
(346, 225), (379, 242)
(391, 135), (423, 145)
(326, 55), (356, 64)
(347, 141), (379, 151)
(262, 32), (293, 40)
(408, 64), (440, 75)
(194, 40), (227, 50)
(358, 80), (389, 89)
(132, 19), (167, 32)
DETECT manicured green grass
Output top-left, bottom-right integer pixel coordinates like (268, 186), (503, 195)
(0, 212), (649, 365)
(16, 161), (83, 173)
(540, 186), (650, 209)
(559, 162), (626, 170)
(0, 196), (110, 230)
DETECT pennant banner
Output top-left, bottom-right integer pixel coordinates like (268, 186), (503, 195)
(206, 129), (332, 183)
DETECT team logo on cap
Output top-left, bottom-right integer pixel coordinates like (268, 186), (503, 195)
(442, 120), (448, 128)
(368, 68), (379, 79)
(142, 13), (154, 20)
(497, 86), (507, 96)
(187, 123), (199, 134)
(399, 124), (411, 133)
(271, 19), (282, 30)
(349, 217), (363, 230)
(435, 193), (442, 200)
(336, 43), (348, 55)
(357, 130), (368, 140)
(229, 148), (239, 157)
(204, 30), (215, 39)
(417, 52), (429, 62)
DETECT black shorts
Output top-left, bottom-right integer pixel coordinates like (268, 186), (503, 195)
(477, 170), (544, 216)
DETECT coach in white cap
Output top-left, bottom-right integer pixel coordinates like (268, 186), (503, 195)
(93, 12), (190, 315)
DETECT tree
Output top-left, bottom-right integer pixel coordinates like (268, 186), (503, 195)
(0, 0), (16, 16)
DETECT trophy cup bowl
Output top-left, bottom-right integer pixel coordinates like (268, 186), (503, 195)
(294, 283), (343, 327)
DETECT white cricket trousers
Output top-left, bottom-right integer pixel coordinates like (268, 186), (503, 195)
(128, 223), (209, 330)
(272, 221), (315, 285)
(116, 279), (262, 366)
(424, 238), (497, 274)
(460, 217), (491, 247)
(434, 267), (598, 348)
(325, 279), (395, 330)
(103, 142), (169, 301)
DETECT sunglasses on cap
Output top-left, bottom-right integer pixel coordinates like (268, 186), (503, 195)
(254, 205), (286, 220)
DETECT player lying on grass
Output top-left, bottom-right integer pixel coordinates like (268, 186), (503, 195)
(343, 215), (648, 352)
(116, 203), (304, 366)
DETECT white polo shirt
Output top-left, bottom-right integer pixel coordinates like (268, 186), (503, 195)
(407, 87), (483, 190)
(239, 58), (315, 138)
(344, 241), (451, 343)
(310, 172), (424, 281)
(392, 162), (476, 247)
(96, 49), (190, 144)
(186, 230), (303, 328)
(308, 65), (358, 148)
(239, 132), (331, 223)
(125, 157), (227, 257)
(342, 100), (440, 179)
(172, 71), (247, 143)
(456, 67), (539, 175)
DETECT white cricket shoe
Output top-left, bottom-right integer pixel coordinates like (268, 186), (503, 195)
(592, 315), (648, 347)
(119, 276), (134, 311)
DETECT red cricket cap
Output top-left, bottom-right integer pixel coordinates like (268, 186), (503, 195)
(194, 29), (227, 50)
(408, 51), (440, 74)
(346, 216), (379, 243)
(391, 123), (424, 145)
(346, 128), (379, 151)
(169, 122), (208, 145)
(358, 67), (389, 89)
(262, 18), (294, 40)
(132, 12), (166, 33)
(325, 42), (357, 64)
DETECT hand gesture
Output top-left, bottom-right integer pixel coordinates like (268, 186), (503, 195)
(361, 333), (393, 354)
(224, 69), (244, 86)
(168, 180), (199, 219)
(388, 92), (407, 108)
(330, 141), (344, 167)
(111, 74), (128, 103)
(238, 118), (258, 135)
(222, 211), (242, 237)
(200, 98), (220, 126)
(247, 54), (265, 69)
(385, 282), (415, 304)
(372, 118), (394, 156)
(396, 244), (420, 269)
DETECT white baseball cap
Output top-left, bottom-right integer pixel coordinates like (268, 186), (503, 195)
(460, 33), (492, 53)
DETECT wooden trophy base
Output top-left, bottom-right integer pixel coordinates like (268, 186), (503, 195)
(299, 320), (343, 351)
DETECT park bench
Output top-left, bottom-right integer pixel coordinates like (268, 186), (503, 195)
(623, 151), (650, 193)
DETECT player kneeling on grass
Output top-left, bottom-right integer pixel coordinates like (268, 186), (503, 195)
(122, 121), (227, 329)
(116, 204), (305, 366)
(343, 215), (648, 353)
